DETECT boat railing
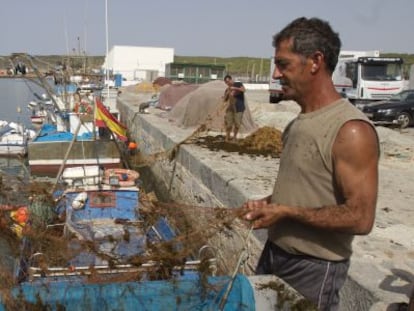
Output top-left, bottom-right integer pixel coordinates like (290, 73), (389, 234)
(27, 258), (217, 282)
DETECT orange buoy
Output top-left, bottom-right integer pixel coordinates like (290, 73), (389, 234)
(128, 141), (138, 150)
(10, 206), (29, 224)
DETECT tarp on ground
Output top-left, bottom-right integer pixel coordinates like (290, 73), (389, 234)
(167, 80), (258, 133)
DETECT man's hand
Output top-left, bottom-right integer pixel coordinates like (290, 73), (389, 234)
(242, 198), (287, 229)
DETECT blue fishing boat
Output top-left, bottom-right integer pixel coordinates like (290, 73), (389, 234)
(1, 166), (263, 310)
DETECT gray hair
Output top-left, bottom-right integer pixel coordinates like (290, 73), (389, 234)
(273, 17), (341, 73)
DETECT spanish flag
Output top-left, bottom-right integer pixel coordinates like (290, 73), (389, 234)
(95, 98), (128, 141)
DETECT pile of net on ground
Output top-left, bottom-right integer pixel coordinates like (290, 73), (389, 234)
(166, 80), (258, 133)
(193, 126), (283, 157)
(156, 82), (198, 111)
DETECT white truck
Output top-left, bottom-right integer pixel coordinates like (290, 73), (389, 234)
(333, 50), (405, 108)
(268, 57), (283, 103)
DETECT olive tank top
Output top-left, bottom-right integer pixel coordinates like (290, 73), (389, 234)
(268, 98), (376, 261)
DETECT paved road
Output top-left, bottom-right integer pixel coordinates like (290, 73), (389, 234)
(401, 127), (414, 137)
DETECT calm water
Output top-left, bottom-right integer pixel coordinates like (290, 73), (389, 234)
(0, 78), (46, 176)
(0, 78), (46, 128)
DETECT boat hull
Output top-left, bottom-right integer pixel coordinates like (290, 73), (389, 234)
(28, 140), (122, 176)
(30, 115), (45, 125)
(0, 144), (26, 156)
(0, 133), (27, 157)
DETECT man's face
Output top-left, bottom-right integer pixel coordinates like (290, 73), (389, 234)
(224, 77), (233, 87)
(273, 39), (312, 101)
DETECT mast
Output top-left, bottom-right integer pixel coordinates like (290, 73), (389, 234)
(105, 0), (110, 96)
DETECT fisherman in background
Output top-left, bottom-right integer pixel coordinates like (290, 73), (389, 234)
(14, 62), (27, 75)
(223, 75), (245, 141)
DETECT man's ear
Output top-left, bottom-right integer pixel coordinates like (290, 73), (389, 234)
(310, 51), (324, 73)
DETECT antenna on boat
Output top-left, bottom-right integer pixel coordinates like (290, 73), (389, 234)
(105, 0), (110, 98)
(63, 11), (69, 55)
(83, 0), (89, 57)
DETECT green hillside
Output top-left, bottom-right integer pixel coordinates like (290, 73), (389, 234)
(175, 53), (414, 78)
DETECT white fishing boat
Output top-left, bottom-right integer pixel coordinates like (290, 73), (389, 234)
(27, 109), (125, 176)
(29, 103), (48, 125)
(0, 121), (35, 157)
(27, 93), (56, 126)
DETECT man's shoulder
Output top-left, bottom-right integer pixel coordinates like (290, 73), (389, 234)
(234, 81), (244, 87)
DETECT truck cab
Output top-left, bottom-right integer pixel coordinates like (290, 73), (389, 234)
(332, 51), (405, 108)
(269, 57), (283, 103)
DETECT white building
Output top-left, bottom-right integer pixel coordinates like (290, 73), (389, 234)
(102, 45), (174, 82)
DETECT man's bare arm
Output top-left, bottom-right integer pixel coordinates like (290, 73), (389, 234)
(245, 120), (379, 235)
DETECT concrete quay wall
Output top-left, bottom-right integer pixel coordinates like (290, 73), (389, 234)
(117, 92), (387, 310)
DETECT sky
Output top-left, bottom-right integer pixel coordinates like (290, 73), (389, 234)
(1, 0), (413, 58)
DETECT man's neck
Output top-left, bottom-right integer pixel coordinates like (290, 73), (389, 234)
(299, 79), (341, 113)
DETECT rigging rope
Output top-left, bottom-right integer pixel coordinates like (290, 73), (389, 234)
(218, 223), (254, 310)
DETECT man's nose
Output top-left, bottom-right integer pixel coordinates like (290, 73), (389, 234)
(273, 65), (282, 80)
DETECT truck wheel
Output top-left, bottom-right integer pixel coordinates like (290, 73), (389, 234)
(269, 95), (281, 104)
(397, 112), (412, 129)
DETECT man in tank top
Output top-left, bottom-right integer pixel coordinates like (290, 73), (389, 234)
(243, 17), (379, 310)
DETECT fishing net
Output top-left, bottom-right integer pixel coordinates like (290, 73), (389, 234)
(156, 82), (198, 111)
(167, 80), (258, 133)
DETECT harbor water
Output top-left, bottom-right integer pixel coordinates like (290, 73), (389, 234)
(0, 78), (45, 128)
(0, 78), (45, 175)
(0, 78), (48, 275)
